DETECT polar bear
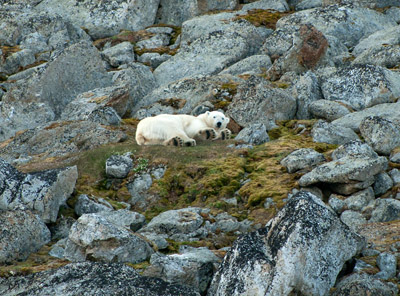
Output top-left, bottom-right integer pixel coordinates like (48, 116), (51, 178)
(135, 111), (231, 146)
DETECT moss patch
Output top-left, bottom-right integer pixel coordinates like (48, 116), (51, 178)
(233, 9), (292, 29)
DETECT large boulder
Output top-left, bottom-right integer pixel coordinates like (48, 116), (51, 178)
(208, 191), (365, 296)
(0, 262), (201, 296)
(0, 159), (78, 223)
(34, 0), (160, 39)
(317, 65), (400, 111)
(0, 210), (51, 263)
(311, 120), (359, 145)
(64, 213), (153, 264)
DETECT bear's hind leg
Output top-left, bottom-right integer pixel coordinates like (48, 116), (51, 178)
(164, 136), (196, 147)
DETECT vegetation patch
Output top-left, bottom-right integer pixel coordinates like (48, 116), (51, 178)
(233, 9), (292, 29)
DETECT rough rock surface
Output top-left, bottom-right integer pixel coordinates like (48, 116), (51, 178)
(234, 123), (269, 145)
(280, 148), (326, 173)
(311, 120), (359, 145)
(0, 262), (201, 296)
(0, 210), (51, 263)
(208, 191), (365, 296)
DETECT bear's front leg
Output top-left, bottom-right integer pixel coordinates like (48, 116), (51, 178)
(164, 136), (184, 147)
(197, 128), (217, 140)
(219, 128), (231, 140)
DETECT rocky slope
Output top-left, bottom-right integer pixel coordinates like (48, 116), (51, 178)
(1, 0), (400, 295)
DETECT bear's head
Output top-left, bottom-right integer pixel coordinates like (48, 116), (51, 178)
(205, 111), (230, 130)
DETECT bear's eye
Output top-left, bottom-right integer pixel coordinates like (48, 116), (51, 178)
(213, 116), (216, 119)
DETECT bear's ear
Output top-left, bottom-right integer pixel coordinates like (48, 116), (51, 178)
(225, 117), (230, 124)
(206, 111), (210, 116)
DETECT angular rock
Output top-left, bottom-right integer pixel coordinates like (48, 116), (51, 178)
(0, 120), (127, 163)
(64, 213), (153, 263)
(227, 75), (296, 128)
(353, 25), (400, 56)
(332, 101), (400, 132)
(74, 194), (113, 217)
(370, 199), (400, 222)
(136, 34), (170, 50)
(220, 55), (272, 76)
(331, 140), (378, 160)
(127, 173), (153, 207)
(0, 210), (51, 263)
(328, 194), (346, 214)
(0, 159), (78, 223)
(48, 216), (76, 241)
(61, 86), (130, 125)
(344, 187), (375, 211)
(137, 52), (171, 69)
(373, 172), (394, 196)
(208, 191), (365, 296)
(360, 116), (400, 155)
(101, 42), (135, 67)
(35, 0), (160, 39)
(106, 153), (133, 179)
(318, 65), (400, 111)
(311, 120), (359, 145)
(234, 123), (269, 145)
(241, 0), (289, 12)
(389, 168), (400, 185)
(144, 248), (220, 294)
(298, 155), (388, 191)
(280, 148), (326, 173)
(340, 210), (367, 231)
(293, 71), (323, 119)
(99, 209), (146, 232)
(0, 262), (201, 296)
(332, 273), (398, 296)
(353, 44), (400, 68)
(308, 99), (351, 122)
(376, 252), (397, 279)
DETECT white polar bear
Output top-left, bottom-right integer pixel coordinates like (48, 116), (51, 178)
(135, 111), (231, 146)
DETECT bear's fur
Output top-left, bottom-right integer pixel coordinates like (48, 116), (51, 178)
(135, 111), (231, 146)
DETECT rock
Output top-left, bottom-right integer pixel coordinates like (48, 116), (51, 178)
(340, 210), (367, 231)
(280, 148), (326, 173)
(332, 101), (400, 132)
(308, 99), (351, 122)
(139, 232), (169, 250)
(332, 273), (398, 296)
(137, 52), (171, 69)
(140, 208), (208, 242)
(353, 44), (400, 68)
(99, 209), (146, 232)
(385, 7), (400, 23)
(311, 120), (359, 145)
(101, 42), (135, 67)
(376, 252), (397, 279)
(353, 25), (400, 56)
(35, 0), (160, 39)
(373, 172), (394, 196)
(0, 121), (127, 163)
(328, 194), (346, 214)
(208, 191), (365, 296)
(220, 55), (272, 76)
(391, 149), (400, 163)
(318, 65), (400, 111)
(127, 173), (153, 207)
(49, 238), (68, 259)
(332, 140), (379, 160)
(105, 153), (133, 179)
(74, 194), (113, 217)
(0, 262), (201, 296)
(370, 199), (400, 222)
(155, 0), (238, 26)
(0, 210), (51, 263)
(227, 75), (296, 128)
(298, 154), (388, 194)
(275, 5), (396, 49)
(64, 213), (153, 263)
(234, 123), (269, 145)
(143, 248), (220, 294)
(48, 216), (76, 241)
(344, 187), (375, 211)
(241, 0), (289, 12)
(360, 116), (400, 155)
(389, 169), (400, 185)
(0, 159), (78, 223)
(292, 71), (323, 119)
(61, 86), (130, 125)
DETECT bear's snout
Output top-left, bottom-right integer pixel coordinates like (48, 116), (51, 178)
(217, 122), (222, 128)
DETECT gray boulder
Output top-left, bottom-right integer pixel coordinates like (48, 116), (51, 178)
(385, 7), (400, 23)
(353, 44), (400, 68)
(235, 123), (269, 145)
(74, 194), (113, 217)
(101, 42), (135, 67)
(144, 248), (220, 294)
(340, 210), (367, 231)
(0, 210), (51, 263)
(208, 191), (365, 296)
(376, 252), (397, 280)
(0, 120), (127, 163)
(370, 198), (400, 222)
(280, 148), (326, 173)
(353, 25), (400, 56)
(298, 154), (388, 194)
(332, 273), (398, 296)
(64, 213), (153, 263)
(332, 101), (400, 132)
(0, 159), (78, 223)
(308, 100), (351, 122)
(373, 172), (394, 196)
(136, 34), (170, 50)
(0, 262), (201, 296)
(318, 65), (400, 111)
(241, 0), (289, 12)
(220, 55), (272, 76)
(106, 153), (133, 179)
(35, 0), (160, 39)
(137, 52), (171, 69)
(311, 120), (359, 145)
(360, 116), (400, 155)
(293, 71), (323, 119)
(389, 169), (400, 185)
(344, 187), (375, 211)
(331, 140), (378, 160)
(99, 209), (146, 232)
(227, 75), (296, 128)
(127, 173), (153, 208)
(61, 86), (130, 125)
